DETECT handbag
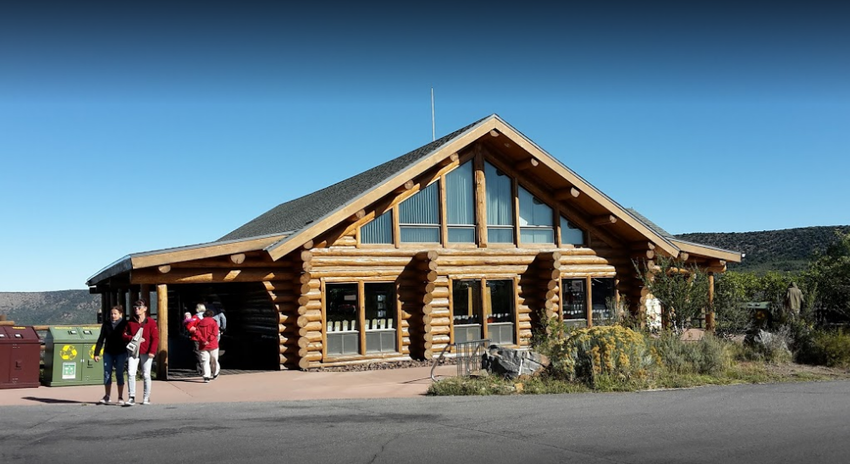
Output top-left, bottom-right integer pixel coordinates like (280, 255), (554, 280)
(126, 327), (143, 358)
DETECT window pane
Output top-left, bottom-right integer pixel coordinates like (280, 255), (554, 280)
(326, 283), (360, 355)
(448, 227), (475, 243)
(591, 278), (616, 322)
(486, 280), (514, 322)
(400, 182), (439, 225)
(364, 283), (395, 323)
(560, 216), (584, 245)
(521, 228), (554, 243)
(400, 226), (440, 243)
(361, 211), (393, 244)
(452, 280), (481, 326)
(486, 280), (515, 344)
(562, 278), (587, 320)
(485, 162), (513, 226)
(365, 282), (396, 353)
(518, 187), (553, 227)
(446, 162), (474, 225)
(487, 227), (514, 243)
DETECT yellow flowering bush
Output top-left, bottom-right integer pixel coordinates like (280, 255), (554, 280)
(546, 325), (654, 385)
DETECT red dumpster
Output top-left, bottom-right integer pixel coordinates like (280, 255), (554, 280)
(0, 326), (41, 389)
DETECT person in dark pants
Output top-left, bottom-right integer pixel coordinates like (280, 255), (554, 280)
(94, 305), (128, 405)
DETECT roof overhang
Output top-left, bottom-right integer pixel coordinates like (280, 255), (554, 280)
(669, 238), (742, 263)
(86, 234), (287, 287)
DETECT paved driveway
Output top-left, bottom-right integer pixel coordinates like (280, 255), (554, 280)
(2, 380), (849, 463)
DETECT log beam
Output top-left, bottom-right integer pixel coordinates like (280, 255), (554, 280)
(516, 157), (539, 171)
(592, 215), (617, 226)
(555, 187), (580, 200)
(394, 180), (415, 193)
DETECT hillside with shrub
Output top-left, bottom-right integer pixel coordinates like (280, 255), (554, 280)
(676, 225), (850, 273)
(0, 290), (99, 325)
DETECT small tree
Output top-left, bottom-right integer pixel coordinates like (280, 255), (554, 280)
(635, 256), (711, 332)
(802, 231), (850, 323)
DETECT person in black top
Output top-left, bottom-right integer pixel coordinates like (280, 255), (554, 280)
(94, 305), (129, 405)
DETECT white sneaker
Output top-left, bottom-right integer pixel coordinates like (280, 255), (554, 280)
(125, 397), (135, 406)
(99, 395), (110, 404)
(117, 398), (125, 406)
(142, 398), (151, 405)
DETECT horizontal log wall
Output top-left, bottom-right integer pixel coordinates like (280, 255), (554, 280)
(306, 246), (623, 367)
(260, 249), (314, 370)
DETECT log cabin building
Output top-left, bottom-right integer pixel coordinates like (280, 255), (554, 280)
(87, 114), (741, 376)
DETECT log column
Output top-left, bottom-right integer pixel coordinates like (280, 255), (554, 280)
(519, 251), (560, 345)
(400, 251), (438, 359)
(265, 249), (314, 370)
(156, 284), (168, 380)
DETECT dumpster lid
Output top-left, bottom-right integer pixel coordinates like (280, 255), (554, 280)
(0, 326), (40, 342)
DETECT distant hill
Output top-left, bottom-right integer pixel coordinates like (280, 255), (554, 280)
(676, 225), (850, 273)
(0, 290), (99, 326)
(2, 226), (848, 325)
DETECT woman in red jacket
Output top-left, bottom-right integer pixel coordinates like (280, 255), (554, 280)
(123, 299), (159, 406)
(195, 308), (220, 383)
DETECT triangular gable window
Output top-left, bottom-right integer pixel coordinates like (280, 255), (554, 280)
(519, 186), (554, 244)
(446, 161), (475, 243)
(399, 181), (440, 243)
(560, 215), (585, 246)
(361, 210), (393, 244)
(485, 162), (514, 243)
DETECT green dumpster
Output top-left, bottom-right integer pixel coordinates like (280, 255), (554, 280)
(78, 326), (103, 384)
(43, 326), (103, 386)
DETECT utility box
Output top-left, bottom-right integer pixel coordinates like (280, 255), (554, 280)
(0, 326), (41, 389)
(43, 326), (103, 386)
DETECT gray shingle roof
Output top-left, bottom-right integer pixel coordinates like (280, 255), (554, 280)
(625, 208), (674, 238)
(218, 117), (489, 242)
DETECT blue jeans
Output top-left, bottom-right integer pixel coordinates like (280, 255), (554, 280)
(103, 352), (128, 386)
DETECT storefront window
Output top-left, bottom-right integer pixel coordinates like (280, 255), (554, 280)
(364, 283), (397, 353)
(326, 283), (359, 355)
(591, 278), (616, 323)
(562, 278), (587, 326)
(452, 279), (515, 344)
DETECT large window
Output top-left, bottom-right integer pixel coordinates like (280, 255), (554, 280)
(591, 278), (616, 323)
(561, 277), (616, 326)
(562, 278), (588, 327)
(519, 186), (554, 244)
(364, 283), (396, 353)
(485, 162), (514, 243)
(452, 279), (515, 345)
(486, 280), (515, 345)
(326, 283), (360, 355)
(445, 162), (475, 243)
(326, 282), (398, 356)
(560, 216), (584, 246)
(361, 211), (393, 244)
(399, 182), (440, 243)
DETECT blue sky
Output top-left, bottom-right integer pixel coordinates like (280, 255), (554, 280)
(1, 2), (848, 292)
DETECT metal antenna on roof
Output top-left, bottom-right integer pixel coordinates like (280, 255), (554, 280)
(431, 87), (436, 141)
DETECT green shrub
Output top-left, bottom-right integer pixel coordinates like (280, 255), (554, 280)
(649, 333), (732, 376)
(795, 328), (850, 368)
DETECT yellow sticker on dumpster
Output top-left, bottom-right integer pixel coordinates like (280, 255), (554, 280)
(89, 345), (102, 359)
(60, 345), (78, 360)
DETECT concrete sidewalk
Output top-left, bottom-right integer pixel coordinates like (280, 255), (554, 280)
(0, 365), (458, 407)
